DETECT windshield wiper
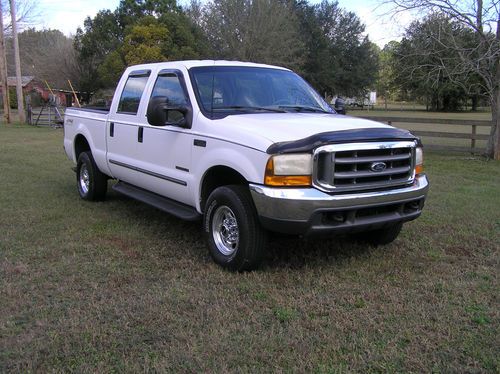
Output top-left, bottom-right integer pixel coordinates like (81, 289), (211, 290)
(278, 105), (330, 113)
(212, 105), (286, 113)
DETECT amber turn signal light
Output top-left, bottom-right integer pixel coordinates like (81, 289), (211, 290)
(265, 174), (312, 186)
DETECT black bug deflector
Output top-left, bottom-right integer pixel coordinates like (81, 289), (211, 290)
(266, 128), (421, 154)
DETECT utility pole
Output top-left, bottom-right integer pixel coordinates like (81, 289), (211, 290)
(10, 0), (25, 123)
(0, 1), (10, 123)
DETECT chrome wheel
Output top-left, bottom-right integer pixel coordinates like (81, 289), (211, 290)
(212, 205), (239, 256)
(79, 164), (90, 194)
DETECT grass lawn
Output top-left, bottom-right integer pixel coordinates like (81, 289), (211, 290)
(1, 125), (499, 372)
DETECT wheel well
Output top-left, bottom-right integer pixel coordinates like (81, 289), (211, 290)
(200, 166), (247, 212)
(74, 135), (90, 160)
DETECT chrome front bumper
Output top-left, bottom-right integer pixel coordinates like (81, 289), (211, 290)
(249, 174), (429, 235)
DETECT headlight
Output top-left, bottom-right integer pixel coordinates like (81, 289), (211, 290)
(265, 154), (312, 186)
(415, 147), (424, 175)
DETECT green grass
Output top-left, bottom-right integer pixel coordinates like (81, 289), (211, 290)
(1, 124), (499, 372)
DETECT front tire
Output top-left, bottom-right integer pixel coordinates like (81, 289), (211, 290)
(204, 185), (266, 271)
(76, 151), (107, 201)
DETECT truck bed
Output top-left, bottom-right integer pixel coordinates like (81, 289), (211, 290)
(69, 106), (110, 114)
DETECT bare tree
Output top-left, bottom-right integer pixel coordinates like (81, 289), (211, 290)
(1, 0), (39, 33)
(0, 0), (10, 123)
(12, 29), (81, 89)
(10, 0), (24, 123)
(382, 0), (500, 159)
(0, 0), (39, 123)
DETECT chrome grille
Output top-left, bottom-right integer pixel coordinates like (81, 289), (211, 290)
(313, 141), (416, 192)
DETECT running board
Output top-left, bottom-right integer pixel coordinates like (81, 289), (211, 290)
(112, 181), (201, 221)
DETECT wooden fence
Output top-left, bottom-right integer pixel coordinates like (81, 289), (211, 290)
(26, 104), (64, 128)
(360, 116), (492, 154)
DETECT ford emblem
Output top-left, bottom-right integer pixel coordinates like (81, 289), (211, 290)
(370, 162), (387, 172)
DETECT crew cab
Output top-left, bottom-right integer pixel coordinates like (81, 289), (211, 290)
(63, 60), (429, 270)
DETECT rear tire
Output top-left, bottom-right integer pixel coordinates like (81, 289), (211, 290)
(204, 185), (266, 271)
(76, 151), (107, 201)
(363, 223), (403, 246)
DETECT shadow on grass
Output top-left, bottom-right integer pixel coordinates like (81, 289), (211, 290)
(264, 233), (375, 270)
(103, 187), (375, 270)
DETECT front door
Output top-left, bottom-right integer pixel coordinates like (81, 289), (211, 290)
(132, 70), (194, 206)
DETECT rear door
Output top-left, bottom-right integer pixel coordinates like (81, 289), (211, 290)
(106, 69), (151, 184)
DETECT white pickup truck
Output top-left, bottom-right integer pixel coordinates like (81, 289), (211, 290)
(63, 60), (429, 270)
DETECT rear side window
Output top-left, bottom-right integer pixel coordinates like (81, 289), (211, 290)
(117, 72), (150, 114)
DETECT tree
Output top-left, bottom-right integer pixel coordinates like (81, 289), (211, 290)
(0, 0), (40, 124)
(0, 0), (10, 123)
(375, 41), (400, 109)
(6, 29), (80, 89)
(10, 0), (24, 123)
(74, 9), (123, 93)
(116, 0), (180, 26)
(195, 0), (305, 71)
(292, 0), (379, 97)
(390, 14), (476, 111)
(382, 0), (500, 158)
(74, 0), (208, 91)
(191, 0), (379, 96)
(98, 17), (169, 87)
(1, 0), (40, 33)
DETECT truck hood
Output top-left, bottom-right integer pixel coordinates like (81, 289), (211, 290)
(216, 112), (390, 142)
(212, 112), (394, 151)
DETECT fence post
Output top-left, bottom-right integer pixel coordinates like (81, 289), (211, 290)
(26, 95), (32, 125)
(471, 125), (476, 154)
(26, 104), (31, 125)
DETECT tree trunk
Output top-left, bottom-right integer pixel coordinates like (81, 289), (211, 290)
(471, 95), (478, 111)
(486, 85), (500, 159)
(10, 0), (25, 124)
(485, 10), (500, 159)
(485, 58), (500, 159)
(495, 91), (500, 159)
(0, 1), (10, 124)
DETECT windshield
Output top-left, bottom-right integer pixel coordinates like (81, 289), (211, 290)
(189, 66), (334, 116)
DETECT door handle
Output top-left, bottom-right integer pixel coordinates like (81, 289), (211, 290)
(110, 122), (114, 137)
(138, 126), (143, 143)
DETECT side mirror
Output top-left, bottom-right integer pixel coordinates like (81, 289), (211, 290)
(147, 96), (191, 127)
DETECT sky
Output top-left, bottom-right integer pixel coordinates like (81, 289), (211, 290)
(31, 0), (415, 47)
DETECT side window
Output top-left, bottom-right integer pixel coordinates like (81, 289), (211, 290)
(150, 73), (188, 123)
(117, 73), (150, 114)
(151, 74), (188, 106)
